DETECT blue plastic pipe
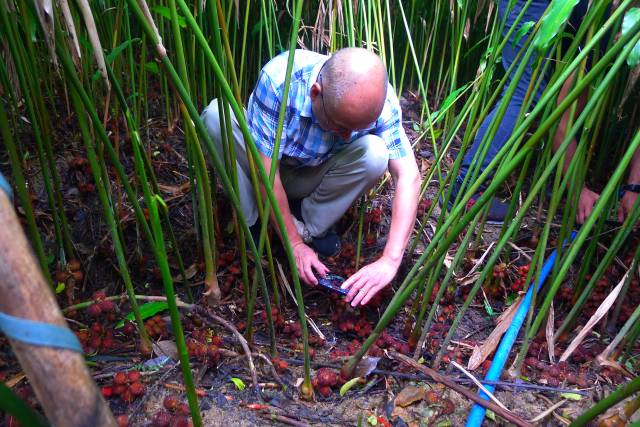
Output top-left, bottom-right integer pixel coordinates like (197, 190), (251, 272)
(465, 231), (576, 427)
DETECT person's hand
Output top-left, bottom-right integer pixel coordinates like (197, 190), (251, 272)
(619, 190), (639, 223)
(577, 186), (600, 224)
(292, 242), (329, 285)
(341, 256), (399, 307)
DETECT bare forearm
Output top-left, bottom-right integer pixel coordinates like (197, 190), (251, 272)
(383, 163), (421, 266)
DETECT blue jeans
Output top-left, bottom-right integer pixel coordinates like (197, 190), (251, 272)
(457, 0), (591, 196)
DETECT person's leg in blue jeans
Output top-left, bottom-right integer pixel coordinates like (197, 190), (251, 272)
(452, 0), (550, 220)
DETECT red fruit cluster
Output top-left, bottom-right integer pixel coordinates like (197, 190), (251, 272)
(330, 338), (367, 359)
(145, 315), (169, 338)
(76, 322), (119, 353)
(374, 331), (410, 355)
(86, 291), (117, 320)
(524, 359), (589, 387)
(441, 349), (463, 366)
(311, 368), (339, 397)
(54, 259), (84, 285)
(102, 371), (145, 403)
(261, 307), (286, 330)
(152, 394), (192, 427)
(186, 328), (222, 367)
(492, 263), (507, 279)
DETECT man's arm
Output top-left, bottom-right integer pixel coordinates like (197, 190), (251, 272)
(342, 153), (421, 306)
(258, 153), (328, 285)
(552, 72), (599, 224)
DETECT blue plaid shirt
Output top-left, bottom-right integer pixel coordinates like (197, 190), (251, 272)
(247, 50), (411, 168)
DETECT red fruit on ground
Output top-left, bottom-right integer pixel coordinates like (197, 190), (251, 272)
(91, 322), (103, 334)
(129, 382), (145, 396)
(113, 372), (127, 385)
(98, 300), (115, 313)
(87, 303), (102, 317)
(163, 394), (180, 411)
(152, 411), (172, 427)
(170, 416), (193, 427)
(177, 402), (190, 416)
(112, 384), (127, 395)
(93, 290), (107, 301)
(120, 389), (135, 403)
(127, 370), (141, 382)
(317, 386), (332, 397)
(116, 414), (129, 427)
(123, 322), (136, 335)
(101, 386), (113, 398)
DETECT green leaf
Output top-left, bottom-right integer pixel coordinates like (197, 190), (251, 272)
(533, 0), (580, 54)
(486, 410), (496, 421)
(483, 298), (495, 317)
(93, 39), (140, 81)
(367, 414), (378, 426)
(432, 83), (471, 124)
(339, 377), (362, 396)
(152, 6), (186, 28)
(0, 383), (48, 427)
(55, 282), (65, 294)
(622, 8), (640, 67)
(560, 392), (582, 401)
(512, 21), (535, 48)
(115, 301), (168, 328)
(145, 61), (160, 74)
(230, 377), (246, 390)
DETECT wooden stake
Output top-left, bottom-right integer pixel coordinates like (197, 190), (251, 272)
(0, 191), (115, 427)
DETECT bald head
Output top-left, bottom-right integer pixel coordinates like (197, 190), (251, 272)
(319, 48), (388, 129)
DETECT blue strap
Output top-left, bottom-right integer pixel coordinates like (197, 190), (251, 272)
(0, 312), (83, 353)
(0, 172), (12, 200)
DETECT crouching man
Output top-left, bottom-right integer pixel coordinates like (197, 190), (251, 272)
(202, 48), (420, 306)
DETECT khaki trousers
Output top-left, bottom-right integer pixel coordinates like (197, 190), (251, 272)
(201, 99), (389, 237)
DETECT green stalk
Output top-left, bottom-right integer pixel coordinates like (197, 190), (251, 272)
(149, 196), (202, 427)
(569, 376), (640, 427)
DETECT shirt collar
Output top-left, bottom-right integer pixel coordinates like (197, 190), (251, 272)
(300, 59), (327, 119)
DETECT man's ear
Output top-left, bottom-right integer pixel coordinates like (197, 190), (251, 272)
(310, 82), (321, 100)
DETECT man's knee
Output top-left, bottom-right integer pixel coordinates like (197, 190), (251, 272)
(354, 135), (389, 181)
(201, 99), (222, 140)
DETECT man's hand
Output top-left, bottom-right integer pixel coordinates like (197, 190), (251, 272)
(293, 242), (329, 285)
(577, 186), (599, 224)
(619, 190), (638, 223)
(341, 256), (399, 307)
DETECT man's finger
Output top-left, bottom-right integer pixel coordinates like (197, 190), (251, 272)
(351, 284), (371, 307)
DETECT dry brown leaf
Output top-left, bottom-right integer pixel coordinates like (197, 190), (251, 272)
(173, 263), (198, 282)
(468, 296), (522, 370)
(546, 301), (555, 363)
(560, 271), (627, 362)
(5, 372), (25, 388)
(158, 182), (191, 196)
(395, 385), (426, 408)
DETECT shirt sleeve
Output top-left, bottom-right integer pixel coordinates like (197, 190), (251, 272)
(371, 86), (411, 159)
(246, 70), (284, 158)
